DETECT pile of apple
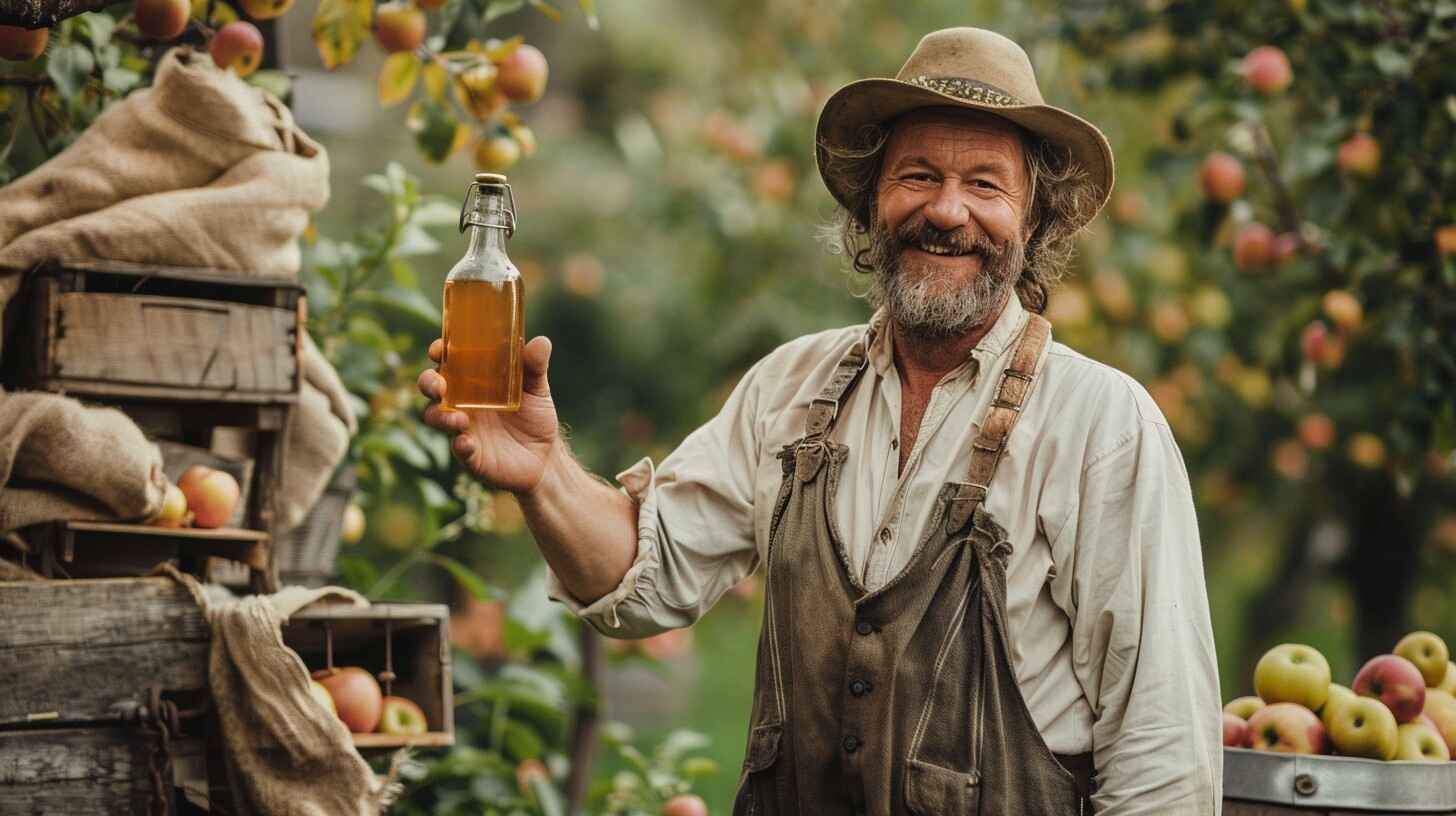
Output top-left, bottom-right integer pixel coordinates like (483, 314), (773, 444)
(1224, 632), (1456, 762)
(308, 666), (430, 737)
(147, 465), (242, 529)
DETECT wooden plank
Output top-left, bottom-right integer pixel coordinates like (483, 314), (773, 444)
(63, 521), (269, 543)
(0, 578), (208, 727)
(351, 731), (453, 749)
(31, 377), (298, 404)
(0, 727), (152, 814)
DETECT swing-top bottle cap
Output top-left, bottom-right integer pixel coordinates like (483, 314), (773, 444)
(475, 172), (508, 185)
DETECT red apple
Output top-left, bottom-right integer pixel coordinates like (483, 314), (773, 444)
(148, 482), (191, 528)
(0, 25), (48, 61)
(209, 21), (263, 77)
(661, 794), (709, 816)
(373, 2), (425, 53)
(495, 43), (547, 104)
(1199, 152), (1246, 203)
(1254, 643), (1331, 712)
(177, 465), (240, 529)
(1233, 222), (1275, 272)
(308, 679), (337, 716)
(1225, 696), (1266, 721)
(1337, 133), (1380, 177)
(1296, 414), (1335, 451)
(312, 666), (383, 733)
(1247, 702), (1328, 754)
(1325, 694), (1398, 760)
(1422, 688), (1456, 757)
(1242, 45), (1292, 95)
(1301, 321), (1330, 365)
(1223, 712), (1250, 747)
(1354, 654), (1427, 723)
(134, 0), (190, 40)
(1396, 721), (1450, 761)
(1394, 631), (1450, 688)
(377, 695), (428, 736)
(1272, 232), (1301, 266)
(1322, 289), (1363, 333)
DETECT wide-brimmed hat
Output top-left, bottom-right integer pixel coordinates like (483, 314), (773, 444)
(816, 27), (1114, 228)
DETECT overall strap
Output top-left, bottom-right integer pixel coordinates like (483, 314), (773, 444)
(945, 313), (1052, 534)
(794, 325), (876, 482)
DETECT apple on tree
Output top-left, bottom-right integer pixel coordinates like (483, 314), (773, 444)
(495, 43), (548, 104)
(373, 2), (425, 54)
(1241, 45), (1292, 95)
(1233, 223), (1275, 273)
(1394, 631), (1449, 688)
(1336, 133), (1381, 177)
(1199, 152), (1246, 203)
(1247, 702), (1328, 755)
(209, 21), (264, 78)
(661, 794), (709, 816)
(134, 0), (190, 41)
(1353, 654), (1427, 724)
(1254, 643), (1331, 712)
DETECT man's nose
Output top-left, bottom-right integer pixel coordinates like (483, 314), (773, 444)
(921, 180), (972, 232)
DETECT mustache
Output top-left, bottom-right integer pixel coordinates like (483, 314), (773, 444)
(892, 219), (1002, 260)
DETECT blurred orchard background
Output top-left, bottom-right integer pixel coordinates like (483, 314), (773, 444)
(5, 0), (1456, 812)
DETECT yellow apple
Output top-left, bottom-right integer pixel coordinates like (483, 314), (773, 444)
(1422, 688), (1456, 757)
(1395, 721), (1450, 761)
(1225, 696), (1266, 721)
(1325, 694), (1398, 760)
(1394, 631), (1450, 688)
(1254, 644), (1331, 712)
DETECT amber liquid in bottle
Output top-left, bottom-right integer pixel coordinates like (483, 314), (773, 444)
(440, 278), (524, 411)
(439, 172), (524, 412)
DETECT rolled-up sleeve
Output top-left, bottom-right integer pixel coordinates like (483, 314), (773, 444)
(1047, 414), (1222, 815)
(546, 358), (767, 638)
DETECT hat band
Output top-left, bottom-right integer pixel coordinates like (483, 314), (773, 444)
(905, 75), (1024, 108)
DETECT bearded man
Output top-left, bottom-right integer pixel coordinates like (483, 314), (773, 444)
(419, 27), (1222, 815)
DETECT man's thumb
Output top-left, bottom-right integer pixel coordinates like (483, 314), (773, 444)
(523, 336), (552, 396)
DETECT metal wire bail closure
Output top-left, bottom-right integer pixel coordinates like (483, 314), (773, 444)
(459, 171), (518, 237)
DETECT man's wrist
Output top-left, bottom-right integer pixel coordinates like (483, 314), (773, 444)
(516, 437), (572, 511)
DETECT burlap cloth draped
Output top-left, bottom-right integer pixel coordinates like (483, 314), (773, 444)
(0, 45), (355, 534)
(160, 564), (401, 815)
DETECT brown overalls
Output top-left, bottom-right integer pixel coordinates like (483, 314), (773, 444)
(732, 313), (1096, 815)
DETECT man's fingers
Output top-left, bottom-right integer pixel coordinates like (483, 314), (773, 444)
(422, 402), (469, 435)
(418, 368), (445, 402)
(428, 338), (444, 363)
(452, 433), (477, 460)
(522, 336), (553, 398)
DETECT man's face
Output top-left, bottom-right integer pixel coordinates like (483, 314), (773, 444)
(867, 107), (1031, 340)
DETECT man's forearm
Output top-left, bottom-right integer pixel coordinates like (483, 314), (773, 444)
(516, 439), (640, 606)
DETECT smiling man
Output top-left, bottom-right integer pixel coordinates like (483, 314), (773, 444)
(419, 27), (1221, 815)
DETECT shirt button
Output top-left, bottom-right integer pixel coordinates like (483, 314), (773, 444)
(878, 528), (892, 543)
(890, 438), (898, 449)
(849, 679), (872, 696)
(842, 735), (861, 754)
(855, 620), (874, 636)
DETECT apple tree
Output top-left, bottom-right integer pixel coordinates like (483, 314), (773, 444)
(1051, 0), (1456, 668)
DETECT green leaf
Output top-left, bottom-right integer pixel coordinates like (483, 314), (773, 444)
(312, 0), (372, 70)
(526, 775), (566, 816)
(102, 67), (140, 94)
(247, 69), (293, 100)
(354, 285), (441, 332)
(484, 0), (526, 22)
(679, 757), (719, 777)
(428, 553), (501, 600)
(395, 223), (441, 257)
(78, 12), (113, 47)
(1371, 46), (1411, 77)
(653, 729), (710, 767)
(47, 45), (95, 99)
(413, 199), (461, 227)
(409, 99), (459, 163)
(378, 51), (421, 107)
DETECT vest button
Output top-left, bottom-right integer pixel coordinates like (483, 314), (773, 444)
(842, 735), (861, 753)
(850, 679), (872, 696)
(855, 620), (874, 636)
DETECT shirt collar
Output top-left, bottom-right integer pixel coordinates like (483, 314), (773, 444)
(866, 294), (1029, 378)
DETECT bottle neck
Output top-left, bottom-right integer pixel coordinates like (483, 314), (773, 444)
(464, 223), (507, 256)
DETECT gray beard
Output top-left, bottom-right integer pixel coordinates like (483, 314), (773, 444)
(864, 217), (1024, 341)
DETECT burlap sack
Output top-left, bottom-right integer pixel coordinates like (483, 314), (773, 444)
(162, 565), (400, 816)
(0, 45), (353, 532)
(0, 388), (166, 533)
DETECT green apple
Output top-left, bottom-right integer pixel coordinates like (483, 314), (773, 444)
(1224, 696), (1265, 720)
(1395, 721), (1450, 761)
(1254, 644), (1331, 712)
(1319, 683), (1356, 730)
(1395, 631), (1450, 688)
(377, 695), (428, 737)
(1325, 694), (1398, 760)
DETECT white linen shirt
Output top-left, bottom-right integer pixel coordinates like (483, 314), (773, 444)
(547, 294), (1222, 814)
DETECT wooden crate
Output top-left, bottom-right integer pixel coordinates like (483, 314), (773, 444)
(284, 602), (454, 750)
(1, 258), (303, 404)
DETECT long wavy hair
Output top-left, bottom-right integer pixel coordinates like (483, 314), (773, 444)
(818, 117), (1102, 314)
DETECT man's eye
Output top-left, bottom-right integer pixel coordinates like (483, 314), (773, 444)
(904, 173), (934, 182)
(974, 179), (999, 190)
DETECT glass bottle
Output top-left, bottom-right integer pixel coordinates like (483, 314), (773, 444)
(439, 172), (524, 412)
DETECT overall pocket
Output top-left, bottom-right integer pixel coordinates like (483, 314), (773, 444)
(904, 759), (980, 815)
(731, 722), (783, 816)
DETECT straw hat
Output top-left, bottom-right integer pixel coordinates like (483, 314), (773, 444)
(815, 27), (1115, 227)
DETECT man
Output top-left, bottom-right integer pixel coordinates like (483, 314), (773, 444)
(419, 27), (1221, 815)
